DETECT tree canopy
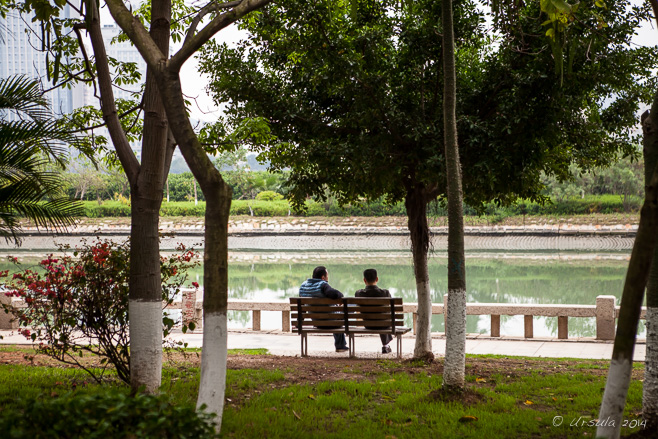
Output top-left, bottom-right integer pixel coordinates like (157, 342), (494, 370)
(200, 0), (658, 208)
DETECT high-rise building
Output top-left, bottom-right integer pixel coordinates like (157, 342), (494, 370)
(0, 6), (76, 115)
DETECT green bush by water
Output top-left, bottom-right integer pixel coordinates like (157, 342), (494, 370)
(78, 195), (642, 218)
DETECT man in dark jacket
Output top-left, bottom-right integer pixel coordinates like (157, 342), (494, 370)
(355, 268), (394, 354)
(299, 266), (349, 352)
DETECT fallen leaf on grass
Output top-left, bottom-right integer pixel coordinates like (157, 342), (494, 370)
(292, 410), (301, 420)
(308, 394), (315, 400)
(459, 416), (478, 423)
(524, 400), (534, 405)
(475, 377), (487, 383)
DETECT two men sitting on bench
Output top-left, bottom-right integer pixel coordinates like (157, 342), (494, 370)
(298, 266), (393, 354)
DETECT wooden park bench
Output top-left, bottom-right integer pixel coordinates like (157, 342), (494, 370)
(289, 297), (411, 359)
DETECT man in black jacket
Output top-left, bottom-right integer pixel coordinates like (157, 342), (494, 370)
(355, 268), (394, 354)
(299, 266), (349, 352)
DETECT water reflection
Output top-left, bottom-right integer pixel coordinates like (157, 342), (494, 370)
(0, 250), (638, 338)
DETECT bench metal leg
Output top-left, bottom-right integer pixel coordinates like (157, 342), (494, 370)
(301, 333), (308, 357)
(396, 335), (402, 359)
(349, 334), (355, 358)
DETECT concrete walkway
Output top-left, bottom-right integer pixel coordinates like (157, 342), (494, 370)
(171, 330), (644, 361)
(0, 329), (644, 361)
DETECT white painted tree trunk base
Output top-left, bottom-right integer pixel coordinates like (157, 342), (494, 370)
(644, 307), (658, 428)
(197, 312), (228, 432)
(444, 288), (466, 388)
(414, 280), (433, 358)
(129, 300), (163, 394)
(598, 358), (632, 439)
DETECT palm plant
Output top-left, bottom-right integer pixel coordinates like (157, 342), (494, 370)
(0, 75), (83, 244)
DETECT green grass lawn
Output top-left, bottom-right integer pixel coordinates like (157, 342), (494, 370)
(0, 352), (648, 438)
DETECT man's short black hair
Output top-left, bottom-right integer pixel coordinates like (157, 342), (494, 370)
(312, 266), (328, 279)
(363, 268), (377, 283)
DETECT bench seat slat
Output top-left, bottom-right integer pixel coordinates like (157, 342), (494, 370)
(349, 313), (404, 320)
(348, 321), (406, 327)
(349, 327), (411, 334)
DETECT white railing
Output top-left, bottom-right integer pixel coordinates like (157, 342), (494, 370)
(166, 290), (624, 340)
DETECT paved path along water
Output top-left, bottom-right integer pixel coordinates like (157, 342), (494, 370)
(173, 331), (646, 360)
(0, 329), (644, 360)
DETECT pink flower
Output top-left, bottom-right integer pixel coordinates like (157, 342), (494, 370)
(192, 282), (199, 288)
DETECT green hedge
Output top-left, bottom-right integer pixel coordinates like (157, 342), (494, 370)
(78, 195), (642, 218)
(0, 390), (216, 439)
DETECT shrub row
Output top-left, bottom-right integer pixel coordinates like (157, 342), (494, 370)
(78, 195), (642, 218)
(0, 390), (216, 439)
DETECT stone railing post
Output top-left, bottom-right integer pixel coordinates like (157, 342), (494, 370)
(282, 310), (291, 332)
(491, 315), (501, 337)
(596, 295), (616, 340)
(253, 310), (261, 331)
(182, 289), (198, 330)
(0, 293), (17, 330)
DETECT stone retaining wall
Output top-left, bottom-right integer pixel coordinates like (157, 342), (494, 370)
(0, 225), (637, 251)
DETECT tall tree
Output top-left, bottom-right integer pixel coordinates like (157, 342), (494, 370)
(441, 0), (466, 388)
(642, 93), (658, 432)
(200, 0), (656, 361)
(15, 0), (269, 415)
(640, 2), (658, 431)
(100, 0), (270, 429)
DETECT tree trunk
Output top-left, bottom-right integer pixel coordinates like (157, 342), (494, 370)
(441, 0), (466, 390)
(86, 0), (173, 394)
(643, 93), (658, 431)
(406, 186), (434, 360)
(597, 112), (658, 437)
(102, 0), (270, 426)
(153, 67), (234, 431)
(196, 183), (231, 427)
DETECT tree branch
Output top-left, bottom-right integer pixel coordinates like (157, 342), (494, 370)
(184, 1), (241, 45)
(67, 104), (143, 134)
(169, 0), (272, 72)
(87, 0), (140, 183)
(104, 0), (167, 68)
(650, 0), (658, 31)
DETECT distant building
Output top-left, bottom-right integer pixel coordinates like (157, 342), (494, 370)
(0, 6), (78, 115)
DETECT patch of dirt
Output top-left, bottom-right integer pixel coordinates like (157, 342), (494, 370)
(428, 387), (486, 406)
(0, 347), (644, 387)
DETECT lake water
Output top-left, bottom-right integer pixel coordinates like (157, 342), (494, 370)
(1, 249), (635, 338)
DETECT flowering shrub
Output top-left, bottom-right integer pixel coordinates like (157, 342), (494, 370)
(1, 239), (199, 385)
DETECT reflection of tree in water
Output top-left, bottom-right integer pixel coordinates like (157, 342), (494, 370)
(227, 311), (251, 328)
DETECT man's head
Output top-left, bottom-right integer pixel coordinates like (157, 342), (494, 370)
(312, 266), (328, 281)
(363, 268), (378, 285)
